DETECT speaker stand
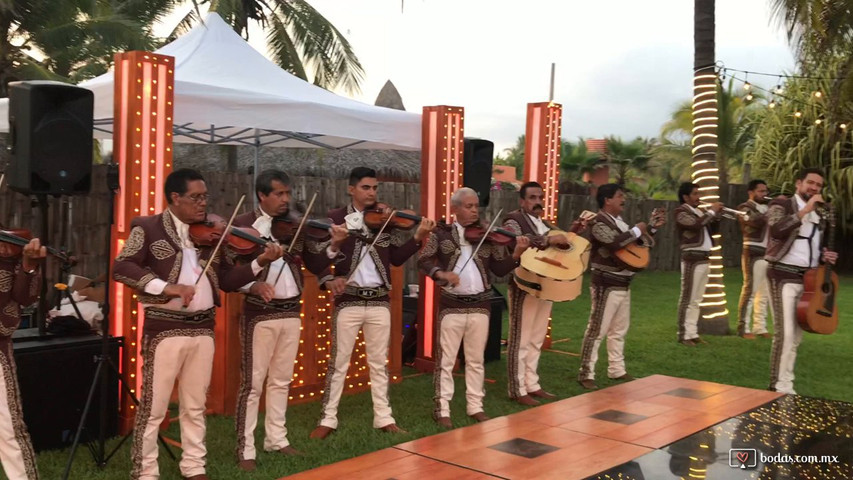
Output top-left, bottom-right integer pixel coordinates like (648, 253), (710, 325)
(35, 194), (49, 336)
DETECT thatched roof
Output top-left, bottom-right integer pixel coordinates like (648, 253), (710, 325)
(375, 80), (406, 111)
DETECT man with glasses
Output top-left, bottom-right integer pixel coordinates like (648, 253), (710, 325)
(114, 168), (283, 480)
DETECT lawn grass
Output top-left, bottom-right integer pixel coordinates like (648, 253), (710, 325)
(26, 268), (852, 479)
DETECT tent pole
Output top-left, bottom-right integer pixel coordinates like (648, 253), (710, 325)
(253, 129), (260, 209)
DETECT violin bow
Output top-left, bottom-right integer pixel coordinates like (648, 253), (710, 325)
(454, 208), (503, 278)
(194, 194), (246, 286)
(0, 173), (4, 191)
(345, 208), (397, 283)
(271, 192), (318, 285)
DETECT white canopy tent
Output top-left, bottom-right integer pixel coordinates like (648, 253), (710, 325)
(0, 13), (421, 151)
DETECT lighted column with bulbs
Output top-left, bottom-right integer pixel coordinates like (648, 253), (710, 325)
(523, 101), (562, 349)
(692, 64), (729, 332)
(110, 51), (175, 432)
(415, 106), (465, 372)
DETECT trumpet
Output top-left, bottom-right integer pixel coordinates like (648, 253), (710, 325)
(698, 203), (748, 218)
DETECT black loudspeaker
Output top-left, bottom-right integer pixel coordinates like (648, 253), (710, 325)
(7, 81), (93, 196)
(12, 334), (121, 451)
(463, 138), (494, 207)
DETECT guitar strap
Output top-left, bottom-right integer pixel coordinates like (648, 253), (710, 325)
(795, 222), (819, 267)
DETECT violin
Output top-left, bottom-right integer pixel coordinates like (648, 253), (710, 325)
(188, 214), (272, 256)
(0, 228), (75, 264)
(462, 222), (518, 246)
(270, 212), (301, 243)
(363, 202), (422, 230)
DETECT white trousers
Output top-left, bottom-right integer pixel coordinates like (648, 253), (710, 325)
(319, 305), (393, 429)
(769, 281), (804, 395)
(739, 256), (769, 334)
(579, 287), (631, 380)
(507, 286), (552, 397)
(236, 317), (301, 461)
(434, 311), (489, 418)
(0, 352), (38, 480)
(678, 261), (709, 341)
(132, 334), (214, 480)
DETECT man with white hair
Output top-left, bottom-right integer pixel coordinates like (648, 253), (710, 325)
(418, 187), (530, 429)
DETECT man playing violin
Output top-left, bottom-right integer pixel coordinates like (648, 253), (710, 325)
(231, 169), (346, 470)
(736, 180), (771, 339)
(765, 168), (837, 395)
(576, 184), (663, 390)
(502, 181), (584, 404)
(674, 182), (723, 346)
(113, 168), (283, 480)
(310, 167), (436, 439)
(418, 187), (530, 429)
(0, 236), (45, 480)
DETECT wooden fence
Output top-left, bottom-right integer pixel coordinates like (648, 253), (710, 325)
(0, 166), (782, 292)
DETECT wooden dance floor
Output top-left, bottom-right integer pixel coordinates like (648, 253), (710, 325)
(282, 374), (853, 479)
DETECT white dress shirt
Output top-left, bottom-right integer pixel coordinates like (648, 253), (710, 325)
(144, 209), (263, 309)
(780, 195), (822, 268)
(447, 223), (486, 295)
(525, 213), (550, 236)
(604, 212), (639, 277)
(344, 208), (383, 288)
(241, 207), (300, 299)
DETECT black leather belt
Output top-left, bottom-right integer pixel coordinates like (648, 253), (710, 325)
(441, 290), (491, 304)
(344, 286), (389, 299)
(144, 307), (215, 324)
(682, 250), (711, 261)
(245, 295), (301, 311)
(769, 262), (808, 275)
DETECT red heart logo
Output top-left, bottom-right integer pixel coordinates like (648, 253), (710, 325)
(736, 452), (749, 463)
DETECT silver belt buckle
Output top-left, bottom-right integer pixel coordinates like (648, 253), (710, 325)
(357, 288), (378, 299)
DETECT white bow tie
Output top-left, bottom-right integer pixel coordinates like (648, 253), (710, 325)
(345, 211), (365, 232)
(252, 215), (273, 239)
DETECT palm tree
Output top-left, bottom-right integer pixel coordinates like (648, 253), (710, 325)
(693, 0), (729, 331)
(748, 57), (853, 240)
(1, 0), (154, 96)
(661, 80), (761, 185)
(493, 134), (525, 180)
(769, 0), (853, 135)
(603, 136), (653, 187)
(559, 138), (601, 182)
(169, 0), (364, 93)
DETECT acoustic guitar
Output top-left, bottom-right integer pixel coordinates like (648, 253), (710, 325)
(797, 204), (839, 334)
(614, 207), (665, 270)
(514, 230), (590, 302)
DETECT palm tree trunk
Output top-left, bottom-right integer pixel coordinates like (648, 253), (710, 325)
(693, 0), (729, 333)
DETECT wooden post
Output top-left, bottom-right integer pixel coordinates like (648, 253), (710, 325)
(111, 51), (175, 433)
(415, 106), (464, 372)
(522, 102), (562, 349)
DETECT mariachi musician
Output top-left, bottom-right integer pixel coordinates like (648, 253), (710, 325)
(764, 168), (837, 395)
(310, 167), (436, 439)
(0, 231), (45, 480)
(113, 168), (283, 480)
(418, 187), (530, 429)
(231, 169), (347, 471)
(501, 181), (586, 405)
(577, 183), (663, 390)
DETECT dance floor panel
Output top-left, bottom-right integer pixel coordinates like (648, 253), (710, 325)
(283, 375), (853, 479)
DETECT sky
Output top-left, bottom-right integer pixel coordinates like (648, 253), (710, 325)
(160, 0), (796, 154)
